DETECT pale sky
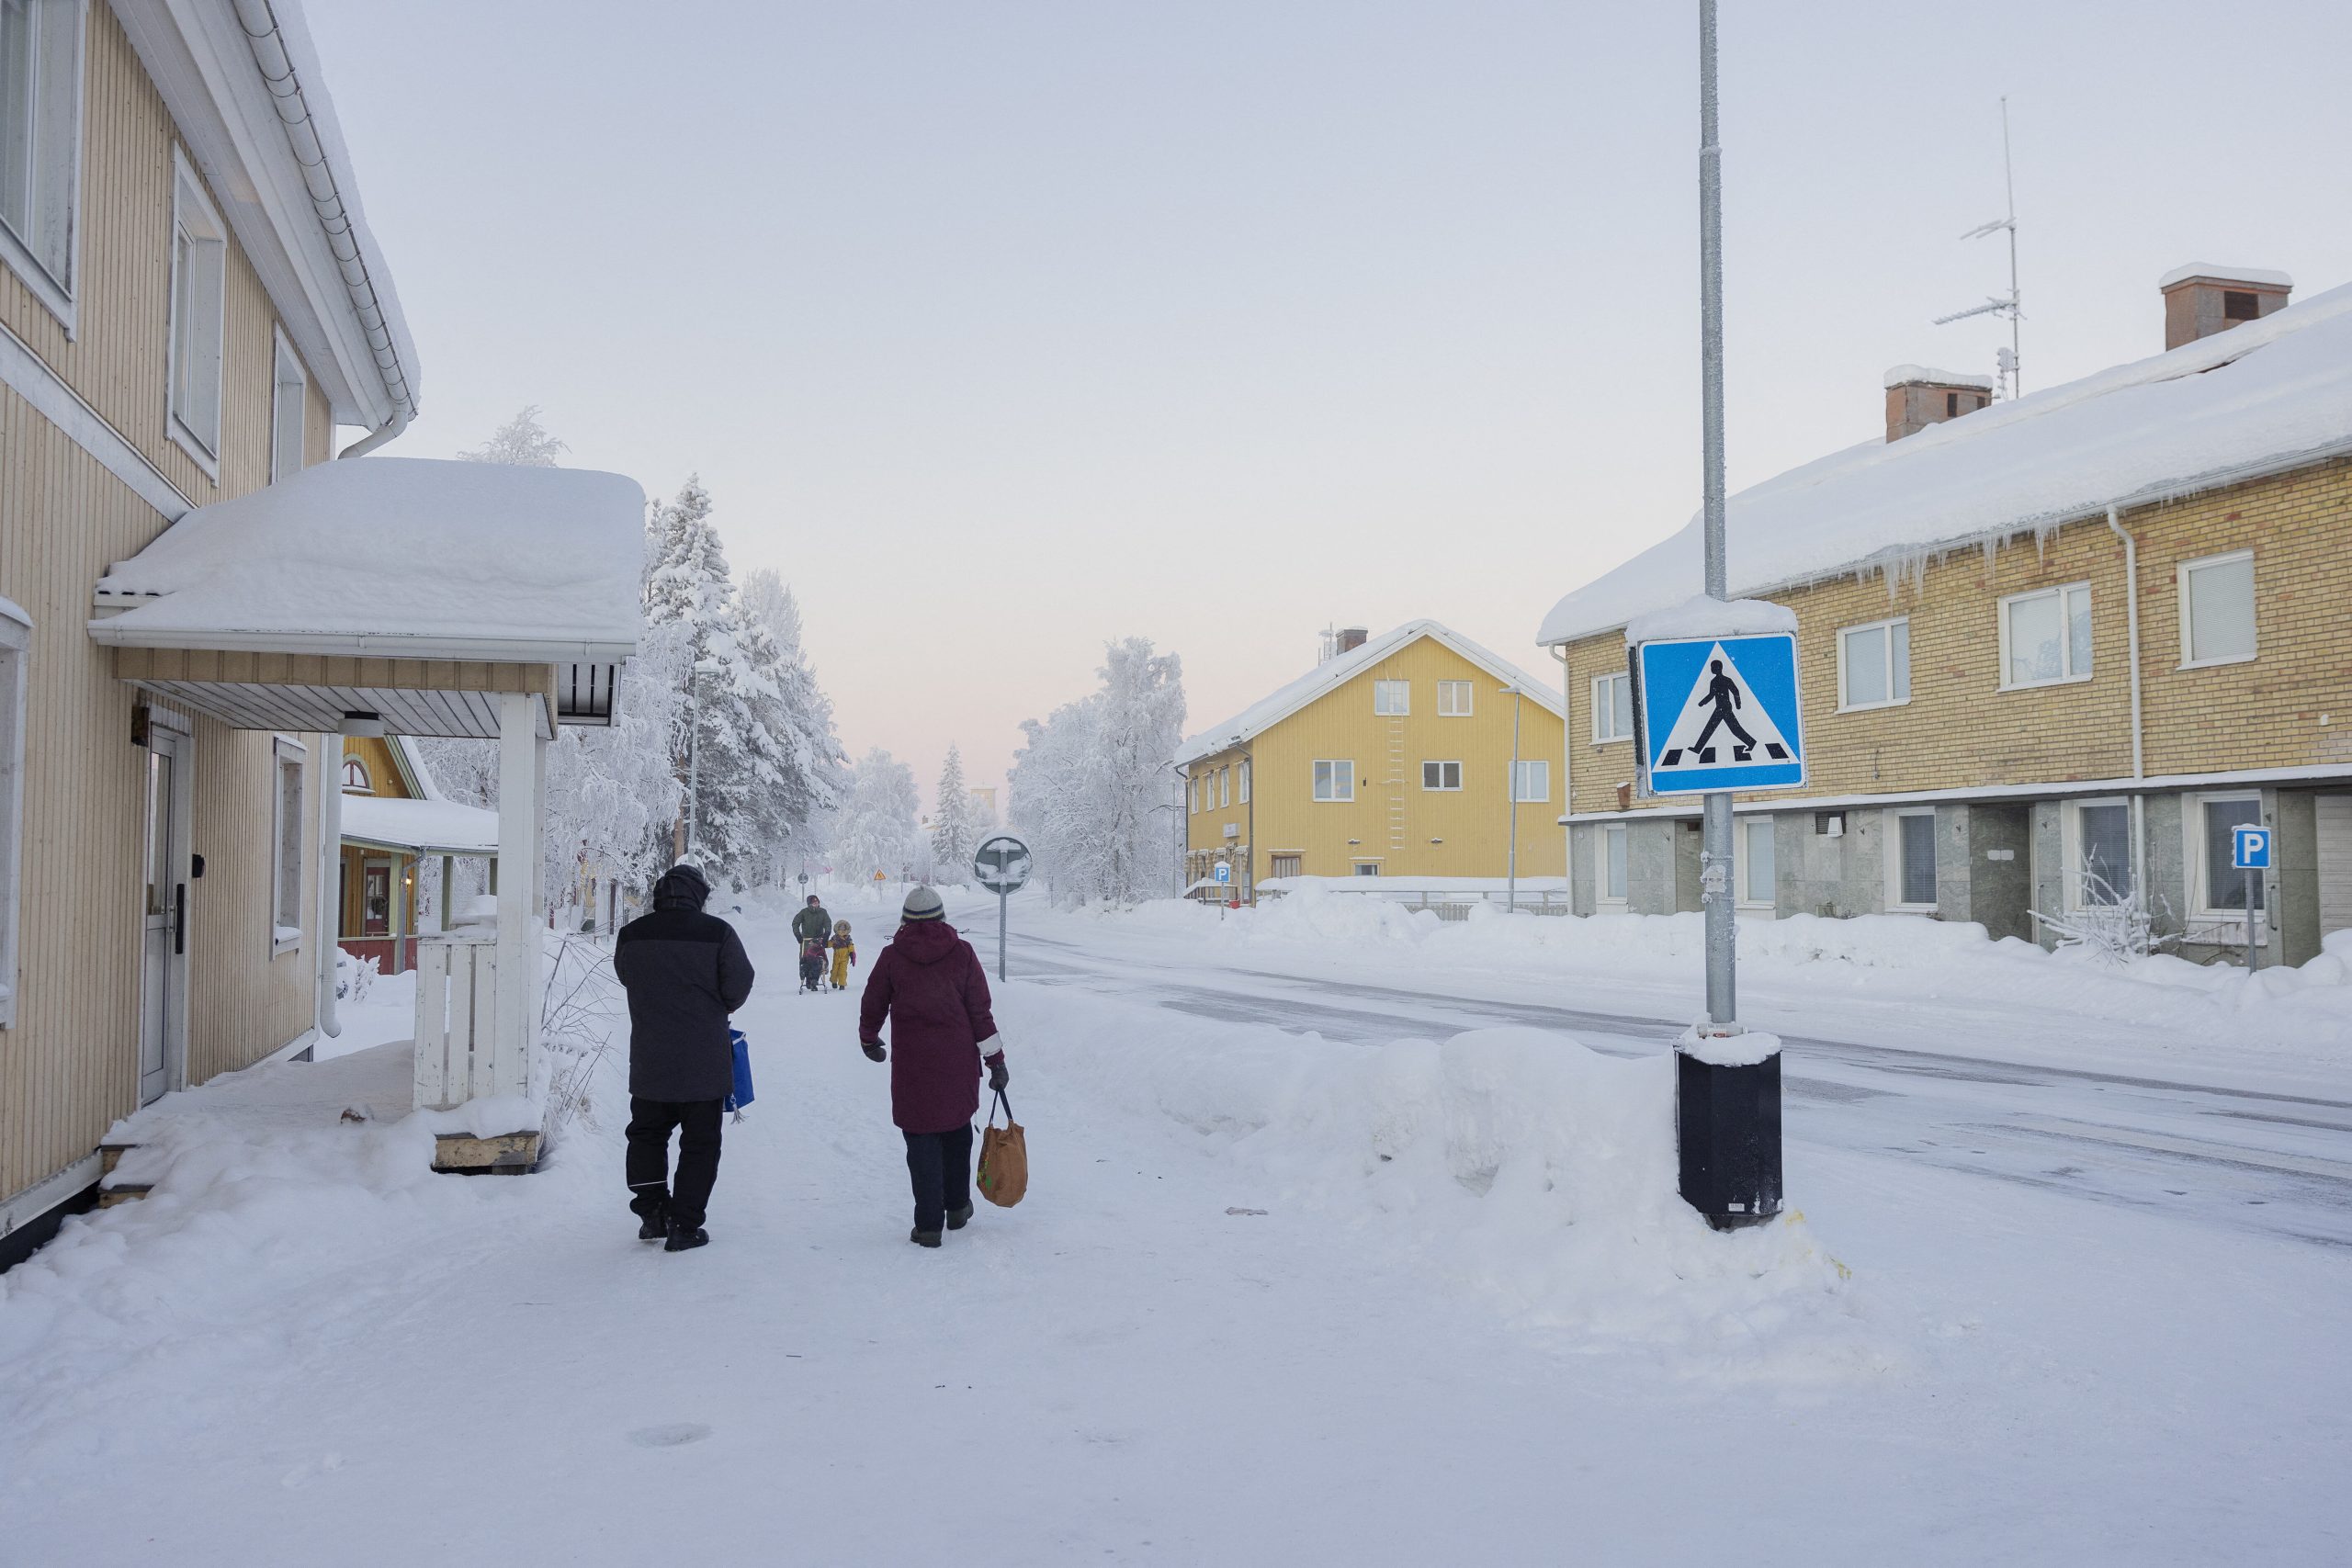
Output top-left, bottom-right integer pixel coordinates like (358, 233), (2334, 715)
(305, 1), (2352, 808)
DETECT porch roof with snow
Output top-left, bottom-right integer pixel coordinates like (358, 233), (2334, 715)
(1177, 619), (1566, 768)
(339, 795), (501, 858)
(1538, 279), (2352, 647)
(86, 458), (644, 738)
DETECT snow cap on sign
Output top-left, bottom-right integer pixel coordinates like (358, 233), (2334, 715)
(1539, 280), (2352, 648)
(1623, 594), (1797, 646)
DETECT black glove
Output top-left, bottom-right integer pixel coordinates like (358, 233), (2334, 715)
(989, 1059), (1009, 1093)
(862, 1040), (886, 1063)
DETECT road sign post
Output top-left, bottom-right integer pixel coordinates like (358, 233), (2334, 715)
(2232, 824), (2270, 973)
(972, 835), (1033, 983)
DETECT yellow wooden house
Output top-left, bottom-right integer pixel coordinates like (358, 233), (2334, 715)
(335, 736), (499, 976)
(1180, 621), (1566, 900)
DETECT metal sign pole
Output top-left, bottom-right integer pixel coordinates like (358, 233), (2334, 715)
(999, 886), (1009, 982)
(1698, 0), (1735, 1032)
(2245, 868), (2257, 973)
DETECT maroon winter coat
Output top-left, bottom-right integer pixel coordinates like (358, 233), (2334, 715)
(857, 920), (1004, 1133)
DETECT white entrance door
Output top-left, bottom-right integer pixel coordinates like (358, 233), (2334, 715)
(138, 727), (192, 1106)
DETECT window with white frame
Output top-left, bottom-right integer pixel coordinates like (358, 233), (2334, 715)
(1888, 808), (1938, 909)
(1592, 671), (1634, 744)
(1373, 680), (1409, 716)
(2179, 550), (2256, 668)
(341, 754), (371, 793)
(1838, 616), (1910, 710)
(0, 0), (84, 323)
(1187, 775), (1198, 814)
(1313, 760), (1353, 802)
(168, 153), (228, 465)
(271, 738), (305, 953)
(1600, 823), (1629, 904)
(1352, 863), (1381, 877)
(270, 332), (307, 483)
(1238, 759), (1250, 804)
(2190, 794), (2267, 919)
(2064, 799), (2134, 908)
(2000, 582), (2092, 688)
(0, 597), (28, 1025)
(1511, 759), (1549, 803)
(1421, 760), (1462, 791)
(1736, 816), (1775, 908)
(1218, 766), (1229, 808)
(1437, 680), (1474, 716)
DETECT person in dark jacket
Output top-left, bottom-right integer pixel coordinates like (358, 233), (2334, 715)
(790, 895), (832, 946)
(613, 863), (755, 1252)
(857, 886), (1008, 1247)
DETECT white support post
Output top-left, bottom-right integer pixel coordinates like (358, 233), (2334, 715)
(493, 692), (547, 1107)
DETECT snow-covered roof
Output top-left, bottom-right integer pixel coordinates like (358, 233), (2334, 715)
(1883, 364), (1993, 390)
(1541, 280), (2352, 647)
(340, 794), (500, 856)
(88, 457), (644, 661)
(1179, 620), (1565, 766)
(2158, 262), (2293, 290)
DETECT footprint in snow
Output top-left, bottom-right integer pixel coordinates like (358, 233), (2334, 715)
(628, 1423), (714, 1449)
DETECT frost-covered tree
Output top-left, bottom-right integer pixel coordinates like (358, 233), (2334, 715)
(739, 568), (848, 867)
(1009, 638), (1184, 907)
(830, 749), (922, 886)
(458, 405), (568, 467)
(928, 744), (979, 884)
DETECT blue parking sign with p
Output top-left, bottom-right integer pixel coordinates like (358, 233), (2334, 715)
(1634, 632), (1806, 795)
(2232, 825), (2271, 870)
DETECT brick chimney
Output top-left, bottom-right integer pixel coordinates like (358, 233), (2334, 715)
(1883, 366), (1994, 443)
(1337, 626), (1368, 654)
(2159, 264), (2292, 350)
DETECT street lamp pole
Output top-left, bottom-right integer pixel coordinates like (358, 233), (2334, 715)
(1499, 684), (1524, 913)
(1698, 0), (1735, 1032)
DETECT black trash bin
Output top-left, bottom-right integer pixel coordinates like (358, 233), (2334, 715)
(1676, 1043), (1781, 1230)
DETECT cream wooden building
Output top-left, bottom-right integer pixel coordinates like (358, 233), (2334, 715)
(0, 1), (639, 1265)
(1179, 621), (1566, 900)
(1540, 267), (2352, 964)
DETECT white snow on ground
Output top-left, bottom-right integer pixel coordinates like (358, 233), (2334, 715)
(1110, 886), (2352, 1077)
(3, 896), (2348, 1562)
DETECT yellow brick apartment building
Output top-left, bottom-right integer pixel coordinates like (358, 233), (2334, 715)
(1541, 267), (2352, 964)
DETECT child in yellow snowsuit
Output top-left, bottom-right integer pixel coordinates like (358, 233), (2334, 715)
(828, 922), (856, 990)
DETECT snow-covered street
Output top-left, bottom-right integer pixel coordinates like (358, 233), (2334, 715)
(5, 890), (2348, 1564)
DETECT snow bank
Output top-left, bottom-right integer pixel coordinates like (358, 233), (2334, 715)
(1012, 990), (1868, 1372)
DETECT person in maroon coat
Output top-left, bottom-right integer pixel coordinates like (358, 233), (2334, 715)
(858, 886), (1009, 1247)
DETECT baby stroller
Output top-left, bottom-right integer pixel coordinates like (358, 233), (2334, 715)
(798, 936), (827, 994)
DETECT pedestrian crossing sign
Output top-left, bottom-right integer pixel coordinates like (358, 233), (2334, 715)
(1634, 633), (1805, 795)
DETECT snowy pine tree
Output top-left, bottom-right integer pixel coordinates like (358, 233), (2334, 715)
(740, 568), (849, 869)
(1009, 638), (1184, 907)
(929, 744), (978, 884)
(830, 749), (922, 886)
(458, 405), (569, 467)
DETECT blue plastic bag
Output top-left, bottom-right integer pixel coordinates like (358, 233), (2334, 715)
(725, 1028), (755, 1116)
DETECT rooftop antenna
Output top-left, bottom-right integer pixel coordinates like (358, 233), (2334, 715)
(1933, 96), (2022, 399)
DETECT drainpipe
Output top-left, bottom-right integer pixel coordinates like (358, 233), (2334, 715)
(314, 739), (343, 1038)
(338, 412), (410, 459)
(1553, 645), (1574, 911)
(1244, 748), (1256, 906)
(2105, 502), (2147, 913)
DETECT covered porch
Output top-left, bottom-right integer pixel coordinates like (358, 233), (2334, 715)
(85, 458), (643, 1168)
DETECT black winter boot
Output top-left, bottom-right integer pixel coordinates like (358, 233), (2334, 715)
(637, 1201), (670, 1242)
(910, 1228), (943, 1248)
(664, 1220), (710, 1253)
(945, 1204), (974, 1231)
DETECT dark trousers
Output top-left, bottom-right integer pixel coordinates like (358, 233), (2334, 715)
(902, 1123), (975, 1235)
(627, 1097), (724, 1229)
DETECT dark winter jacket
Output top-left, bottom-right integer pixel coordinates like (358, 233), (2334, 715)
(791, 904), (833, 944)
(858, 920), (1003, 1134)
(614, 866), (756, 1101)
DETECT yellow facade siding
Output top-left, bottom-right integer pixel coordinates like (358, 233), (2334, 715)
(1187, 634), (1566, 886)
(1559, 458), (2352, 817)
(0, 7), (287, 505)
(1, 13), (342, 1204)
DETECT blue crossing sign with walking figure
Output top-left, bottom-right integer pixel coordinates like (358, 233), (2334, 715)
(1634, 633), (1806, 795)
(2232, 825), (2271, 870)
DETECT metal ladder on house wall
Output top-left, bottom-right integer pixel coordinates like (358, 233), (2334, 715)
(1385, 716), (1408, 853)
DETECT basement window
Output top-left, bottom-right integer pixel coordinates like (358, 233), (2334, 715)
(1886, 808), (1939, 912)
